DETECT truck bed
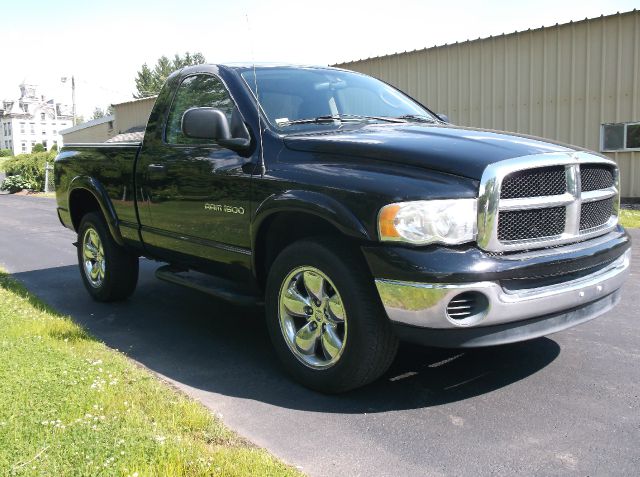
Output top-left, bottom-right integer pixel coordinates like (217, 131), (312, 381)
(55, 142), (142, 236)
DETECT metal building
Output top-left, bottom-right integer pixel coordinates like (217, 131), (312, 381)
(334, 10), (640, 198)
(59, 96), (156, 144)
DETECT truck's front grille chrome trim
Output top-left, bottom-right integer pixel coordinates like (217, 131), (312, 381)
(477, 152), (620, 252)
(499, 193), (574, 210)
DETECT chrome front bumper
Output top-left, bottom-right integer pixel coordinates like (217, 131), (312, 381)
(375, 249), (631, 330)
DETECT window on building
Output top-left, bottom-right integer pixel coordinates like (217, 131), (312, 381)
(601, 122), (640, 152)
(41, 113), (45, 120)
(20, 122), (25, 133)
(42, 130), (46, 136)
(53, 130), (57, 135)
(21, 143), (26, 152)
(30, 123), (35, 134)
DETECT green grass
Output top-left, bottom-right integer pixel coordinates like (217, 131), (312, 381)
(0, 271), (301, 477)
(620, 209), (640, 228)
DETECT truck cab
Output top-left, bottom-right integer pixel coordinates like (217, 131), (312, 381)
(55, 64), (631, 393)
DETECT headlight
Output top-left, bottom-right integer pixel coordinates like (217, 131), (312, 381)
(378, 199), (477, 245)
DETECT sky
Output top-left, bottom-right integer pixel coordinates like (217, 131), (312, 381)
(2, 0), (638, 118)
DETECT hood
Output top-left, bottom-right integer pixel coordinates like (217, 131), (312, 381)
(283, 123), (577, 180)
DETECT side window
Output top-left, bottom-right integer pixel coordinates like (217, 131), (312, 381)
(165, 74), (235, 145)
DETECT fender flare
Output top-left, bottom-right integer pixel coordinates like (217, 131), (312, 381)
(68, 176), (125, 246)
(252, 190), (371, 259)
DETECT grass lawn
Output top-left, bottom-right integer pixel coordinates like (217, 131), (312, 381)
(0, 271), (301, 477)
(620, 208), (640, 228)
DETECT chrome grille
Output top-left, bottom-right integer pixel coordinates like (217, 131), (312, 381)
(498, 207), (566, 241)
(580, 165), (614, 192)
(580, 197), (614, 231)
(477, 152), (620, 252)
(500, 166), (566, 199)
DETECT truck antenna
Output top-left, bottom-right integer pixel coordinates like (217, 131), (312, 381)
(246, 13), (266, 176)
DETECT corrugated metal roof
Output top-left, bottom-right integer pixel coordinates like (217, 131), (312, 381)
(334, 9), (637, 66)
(59, 115), (114, 135)
(111, 96), (157, 107)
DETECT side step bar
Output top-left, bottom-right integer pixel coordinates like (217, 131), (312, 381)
(155, 265), (263, 307)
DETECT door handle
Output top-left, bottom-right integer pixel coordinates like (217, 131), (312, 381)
(148, 164), (166, 171)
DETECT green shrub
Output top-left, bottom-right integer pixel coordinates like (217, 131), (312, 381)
(31, 143), (46, 153)
(0, 149), (12, 157)
(0, 175), (34, 193)
(1, 151), (56, 191)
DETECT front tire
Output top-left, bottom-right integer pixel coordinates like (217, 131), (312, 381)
(265, 237), (399, 393)
(77, 212), (139, 302)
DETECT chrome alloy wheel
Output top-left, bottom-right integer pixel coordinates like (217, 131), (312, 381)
(82, 227), (105, 288)
(278, 266), (348, 369)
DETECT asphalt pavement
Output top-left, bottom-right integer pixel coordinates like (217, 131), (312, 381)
(0, 194), (638, 476)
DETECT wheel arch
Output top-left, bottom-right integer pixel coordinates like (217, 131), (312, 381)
(252, 190), (373, 288)
(68, 176), (125, 246)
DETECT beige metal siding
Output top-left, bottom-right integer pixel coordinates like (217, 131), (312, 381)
(113, 97), (156, 134)
(335, 11), (640, 197)
(62, 121), (114, 144)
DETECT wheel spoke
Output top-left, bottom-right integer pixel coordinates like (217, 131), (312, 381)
(327, 294), (345, 322)
(90, 263), (100, 280)
(89, 230), (99, 248)
(321, 324), (343, 360)
(282, 281), (311, 317)
(302, 271), (325, 302)
(83, 243), (96, 260)
(294, 322), (320, 355)
(98, 261), (106, 280)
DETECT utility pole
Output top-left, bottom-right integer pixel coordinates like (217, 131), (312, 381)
(71, 75), (76, 125)
(61, 76), (77, 125)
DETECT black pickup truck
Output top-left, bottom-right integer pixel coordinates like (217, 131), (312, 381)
(55, 64), (631, 392)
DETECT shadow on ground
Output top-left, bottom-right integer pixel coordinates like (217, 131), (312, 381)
(13, 261), (560, 414)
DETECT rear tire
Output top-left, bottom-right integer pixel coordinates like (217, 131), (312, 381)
(265, 237), (399, 393)
(77, 212), (138, 302)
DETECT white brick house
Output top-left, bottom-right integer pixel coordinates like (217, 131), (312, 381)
(0, 81), (73, 155)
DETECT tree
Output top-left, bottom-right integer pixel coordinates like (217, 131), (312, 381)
(0, 149), (12, 157)
(92, 107), (106, 120)
(74, 115), (85, 126)
(134, 52), (206, 98)
(32, 143), (46, 153)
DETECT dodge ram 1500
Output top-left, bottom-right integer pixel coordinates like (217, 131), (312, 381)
(55, 64), (631, 392)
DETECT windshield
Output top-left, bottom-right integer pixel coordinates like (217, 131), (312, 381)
(240, 67), (436, 131)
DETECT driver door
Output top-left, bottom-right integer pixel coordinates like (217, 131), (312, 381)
(137, 73), (254, 268)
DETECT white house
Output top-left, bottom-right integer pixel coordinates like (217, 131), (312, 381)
(0, 81), (73, 155)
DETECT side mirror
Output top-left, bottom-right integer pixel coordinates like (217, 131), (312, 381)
(182, 108), (250, 151)
(437, 113), (450, 124)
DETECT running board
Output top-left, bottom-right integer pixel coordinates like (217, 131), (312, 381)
(155, 265), (263, 307)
